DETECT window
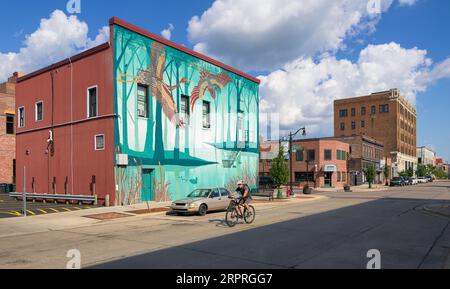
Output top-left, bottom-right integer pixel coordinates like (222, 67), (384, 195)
(296, 150), (304, 162)
(307, 150), (315, 162)
(339, 109), (348, 117)
(351, 121), (356, 130)
(180, 95), (190, 124)
(295, 172), (314, 182)
(95, 134), (105, 151)
(342, 151), (347, 160)
(35, 101), (43, 121)
(361, 107), (366, 116)
(337, 172), (341, 182)
(324, 149), (332, 161)
(337, 150), (341, 160)
(340, 122), (345, 131)
(220, 189), (230, 197)
(87, 86), (98, 118)
(371, 105), (376, 114)
(210, 189), (220, 198)
(18, 107), (25, 128)
(342, 172), (347, 182)
(202, 101), (211, 128)
(379, 104), (389, 113)
(137, 84), (149, 118)
(361, 120), (365, 128)
(6, 114), (14, 134)
(351, 108), (356, 117)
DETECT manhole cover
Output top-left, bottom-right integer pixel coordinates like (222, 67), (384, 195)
(83, 212), (133, 220)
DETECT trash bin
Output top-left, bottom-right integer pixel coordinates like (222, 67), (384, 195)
(0, 184), (6, 193)
(5, 184), (13, 193)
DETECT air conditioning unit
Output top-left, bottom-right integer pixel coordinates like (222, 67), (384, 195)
(116, 154), (128, 166)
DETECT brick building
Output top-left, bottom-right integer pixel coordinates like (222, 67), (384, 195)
(0, 73), (21, 185)
(334, 89), (417, 177)
(338, 135), (388, 185)
(15, 18), (260, 206)
(290, 138), (349, 189)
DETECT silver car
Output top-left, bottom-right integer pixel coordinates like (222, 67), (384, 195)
(170, 188), (232, 216)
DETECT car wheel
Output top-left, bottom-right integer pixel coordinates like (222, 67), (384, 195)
(198, 204), (208, 216)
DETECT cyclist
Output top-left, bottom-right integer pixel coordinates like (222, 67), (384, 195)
(235, 180), (252, 212)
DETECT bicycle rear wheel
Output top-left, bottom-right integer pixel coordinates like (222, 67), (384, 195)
(225, 209), (238, 227)
(244, 206), (256, 224)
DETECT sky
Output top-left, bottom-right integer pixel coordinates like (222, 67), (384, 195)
(0, 0), (449, 161)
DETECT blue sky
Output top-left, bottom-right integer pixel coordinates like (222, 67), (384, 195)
(0, 0), (449, 161)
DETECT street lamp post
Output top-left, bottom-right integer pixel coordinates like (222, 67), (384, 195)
(289, 127), (306, 196)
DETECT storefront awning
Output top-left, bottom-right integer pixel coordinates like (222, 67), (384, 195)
(324, 164), (337, 172)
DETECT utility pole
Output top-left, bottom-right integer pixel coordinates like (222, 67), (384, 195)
(23, 166), (27, 217)
(288, 127), (306, 195)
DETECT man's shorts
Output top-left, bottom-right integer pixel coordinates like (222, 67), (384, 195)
(240, 197), (252, 205)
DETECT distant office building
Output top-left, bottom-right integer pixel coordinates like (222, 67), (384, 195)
(417, 146), (436, 166)
(0, 72), (22, 185)
(338, 135), (388, 186)
(334, 89), (417, 177)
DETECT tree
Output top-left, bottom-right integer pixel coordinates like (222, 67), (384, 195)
(270, 146), (289, 189)
(364, 164), (376, 189)
(416, 164), (427, 177)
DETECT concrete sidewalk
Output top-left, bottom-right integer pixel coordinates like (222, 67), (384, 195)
(313, 184), (389, 193)
(0, 195), (325, 239)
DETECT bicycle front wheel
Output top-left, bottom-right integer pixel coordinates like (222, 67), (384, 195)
(244, 206), (256, 224)
(225, 209), (238, 227)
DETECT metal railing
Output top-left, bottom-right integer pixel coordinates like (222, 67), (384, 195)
(9, 192), (97, 205)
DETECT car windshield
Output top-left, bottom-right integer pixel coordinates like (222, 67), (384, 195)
(187, 189), (211, 198)
(393, 177), (402, 181)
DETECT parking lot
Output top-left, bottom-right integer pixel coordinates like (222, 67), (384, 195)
(0, 193), (96, 218)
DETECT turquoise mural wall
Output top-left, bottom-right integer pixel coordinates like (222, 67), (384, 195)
(113, 25), (259, 205)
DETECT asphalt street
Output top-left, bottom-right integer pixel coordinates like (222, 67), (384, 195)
(0, 182), (449, 269)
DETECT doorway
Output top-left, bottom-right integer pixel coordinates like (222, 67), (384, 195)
(324, 172), (333, 187)
(141, 169), (155, 202)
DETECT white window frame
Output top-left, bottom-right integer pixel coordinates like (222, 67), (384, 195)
(18, 106), (25, 128)
(87, 85), (99, 119)
(94, 134), (105, 151)
(35, 101), (44, 122)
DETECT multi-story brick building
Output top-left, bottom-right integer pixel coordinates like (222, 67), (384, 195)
(0, 72), (21, 186)
(15, 18), (260, 206)
(338, 135), (388, 185)
(334, 89), (417, 177)
(289, 138), (349, 189)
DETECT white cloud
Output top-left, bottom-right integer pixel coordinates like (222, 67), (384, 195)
(161, 24), (175, 40)
(188, 0), (395, 71)
(0, 10), (109, 82)
(398, 0), (418, 6)
(258, 42), (446, 135)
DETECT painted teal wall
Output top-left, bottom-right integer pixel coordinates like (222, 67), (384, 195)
(113, 25), (259, 205)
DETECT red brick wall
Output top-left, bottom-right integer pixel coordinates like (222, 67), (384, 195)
(15, 46), (115, 205)
(290, 139), (349, 188)
(0, 91), (15, 184)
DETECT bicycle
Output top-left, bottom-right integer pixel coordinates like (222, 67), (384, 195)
(225, 197), (256, 227)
